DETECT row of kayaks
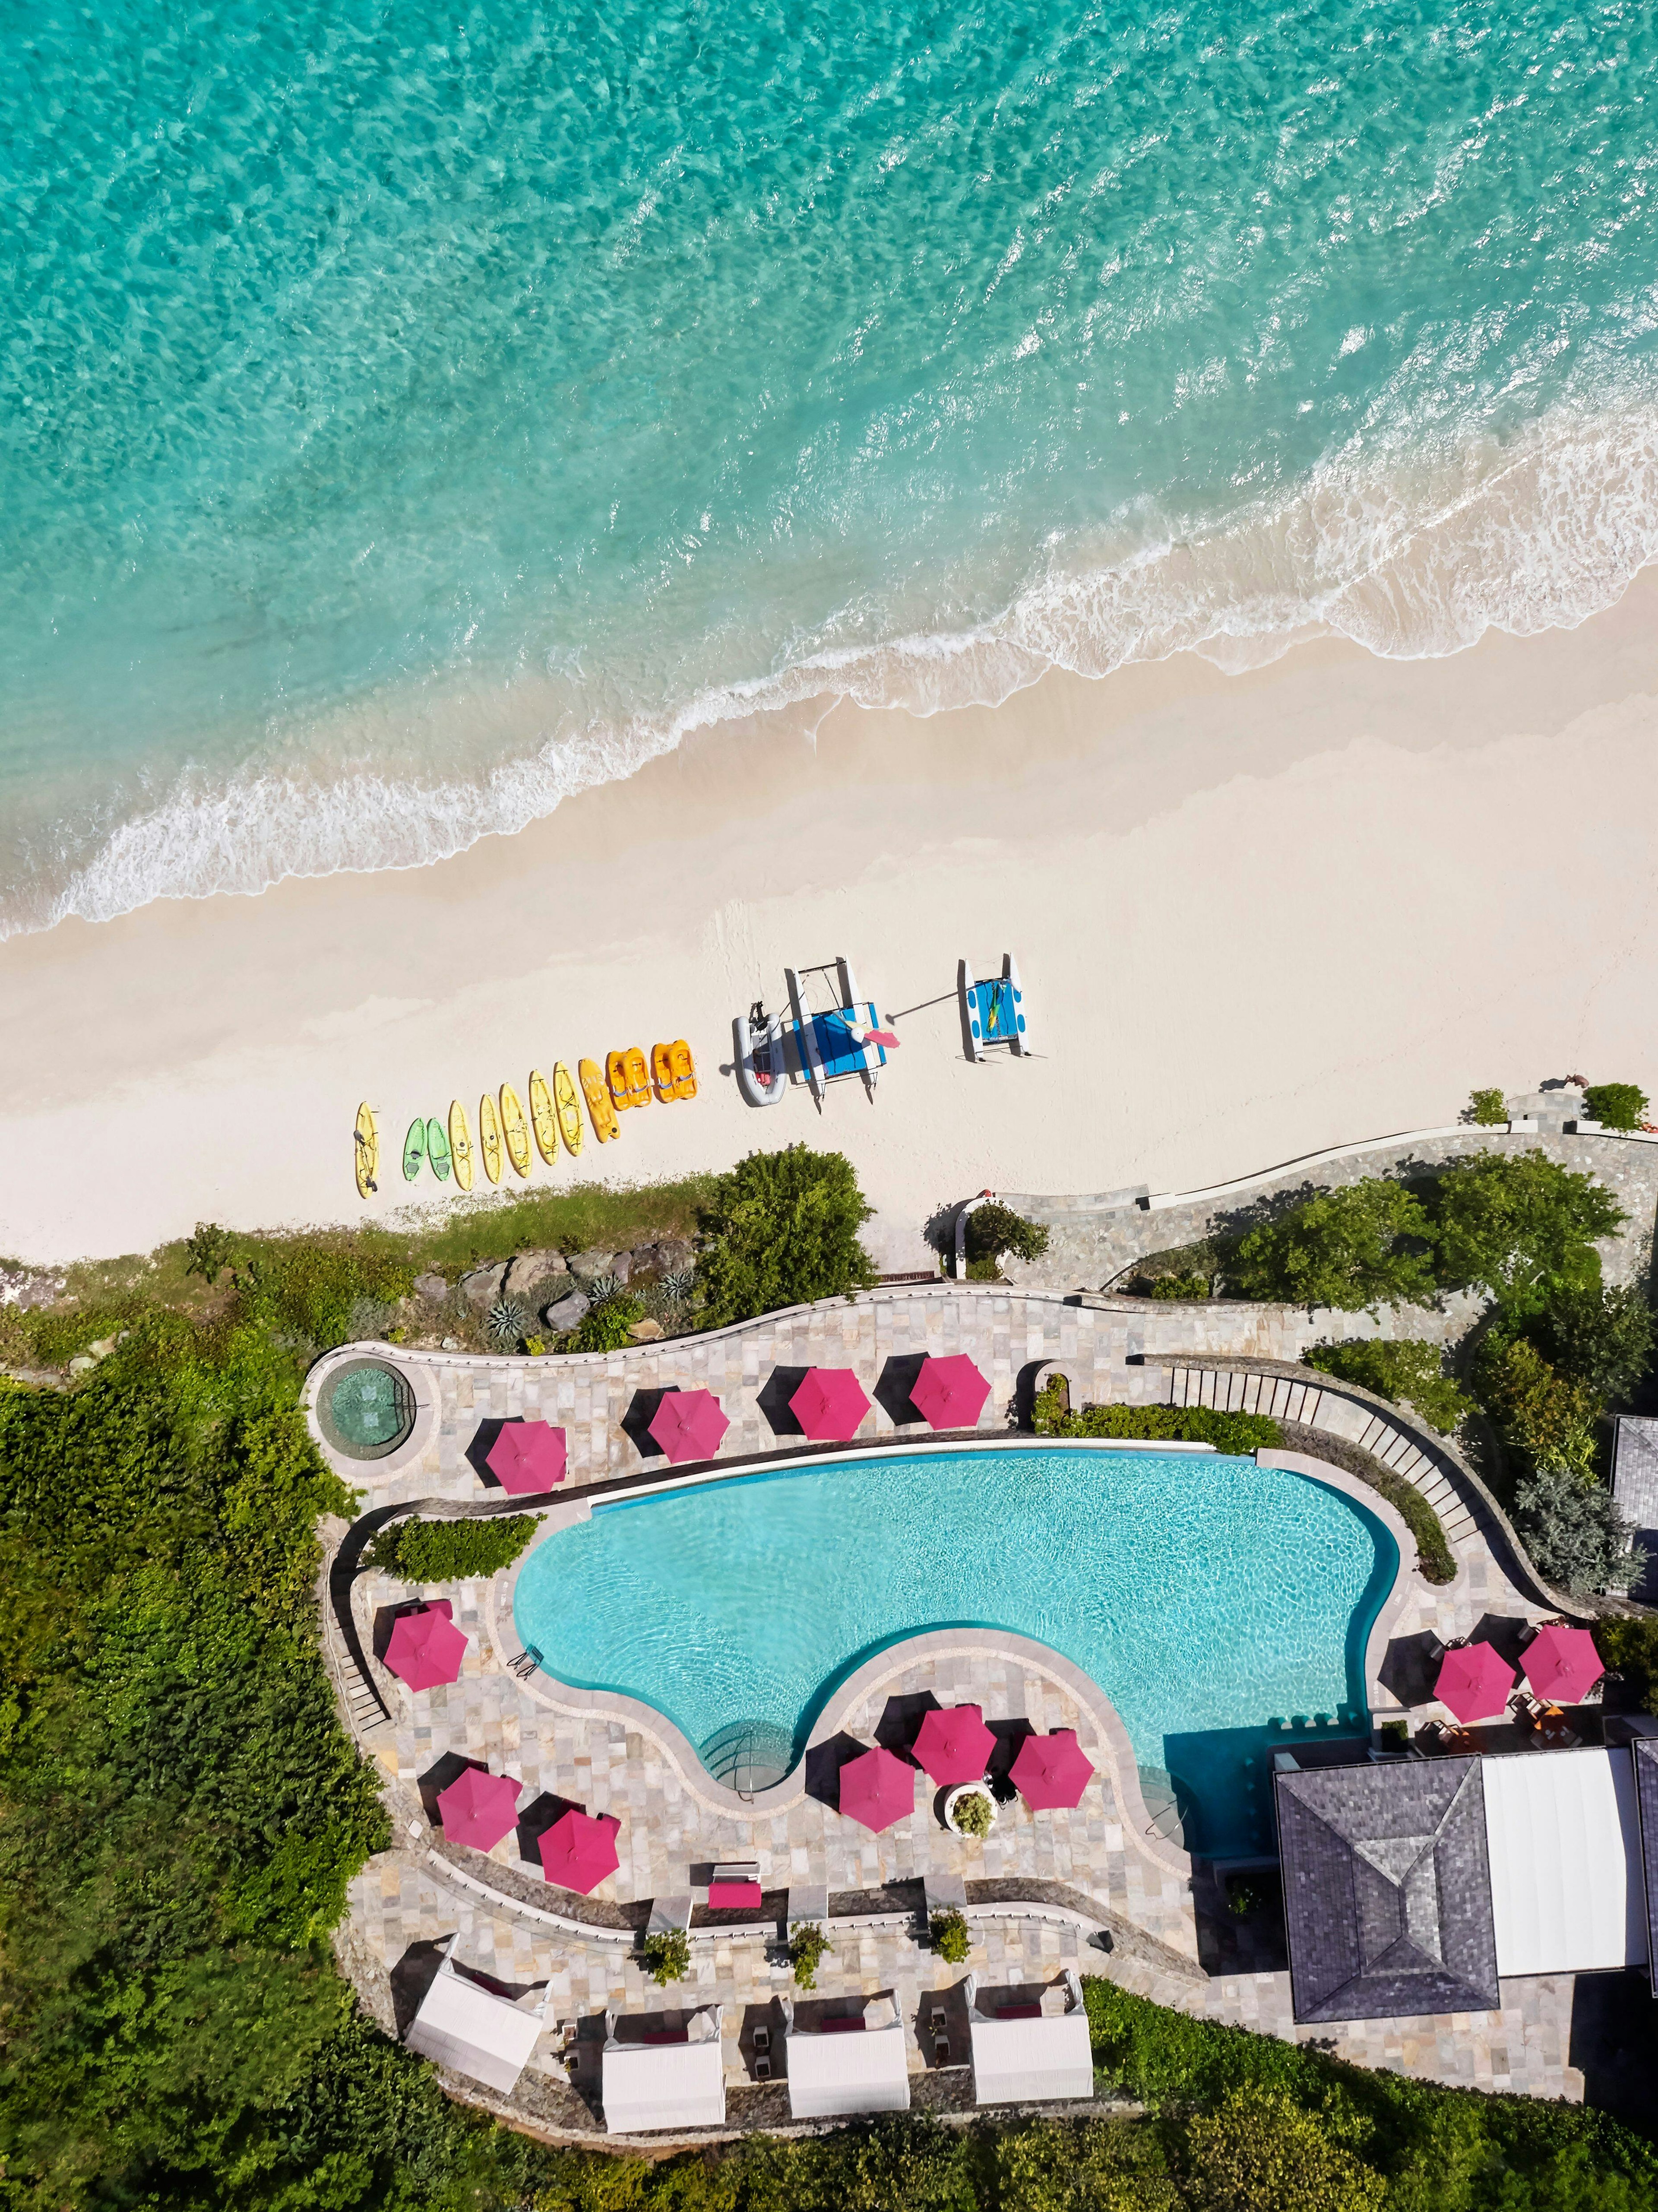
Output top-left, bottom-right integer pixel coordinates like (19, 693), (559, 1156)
(352, 1040), (698, 1198)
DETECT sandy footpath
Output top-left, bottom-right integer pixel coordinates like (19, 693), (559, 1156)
(5, 570), (1658, 1270)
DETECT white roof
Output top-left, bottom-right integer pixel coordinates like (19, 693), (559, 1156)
(785, 2021), (912, 2119)
(1482, 1747), (1649, 1976)
(602, 2035), (726, 2134)
(405, 1959), (546, 2094)
(969, 2009), (1094, 2106)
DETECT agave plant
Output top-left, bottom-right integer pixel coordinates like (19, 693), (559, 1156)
(485, 1298), (530, 1350)
(583, 1271), (623, 1302)
(661, 1268), (695, 1304)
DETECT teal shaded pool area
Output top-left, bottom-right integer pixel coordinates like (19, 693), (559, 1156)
(512, 1446), (1396, 1857)
(318, 1359), (416, 1460)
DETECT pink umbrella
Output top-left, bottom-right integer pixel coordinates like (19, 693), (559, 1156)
(486, 1419), (567, 1494)
(1435, 1642), (1516, 1724)
(791, 1367), (871, 1443)
(538, 1809), (622, 1893)
(649, 1388), (730, 1465)
(435, 1766), (522, 1851)
(910, 1353), (991, 1430)
(912, 1703), (997, 1786)
(1009, 1728), (1095, 1810)
(384, 1605), (468, 1691)
(1522, 1624), (1603, 1705)
(838, 1746), (916, 1832)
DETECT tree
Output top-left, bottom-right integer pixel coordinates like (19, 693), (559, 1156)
(1465, 1088), (1508, 1127)
(1472, 1336), (1600, 1480)
(964, 1202), (1051, 1266)
(642, 1928), (690, 1985)
(1301, 1338), (1471, 1435)
(1228, 1181), (1437, 1312)
(1512, 1466), (1646, 1597)
(930, 1910), (971, 1963)
(1537, 1282), (1657, 1406)
(1430, 1150), (1624, 1312)
(997, 2119), (1180, 2211)
(1585, 1082), (1650, 1132)
(694, 1147), (876, 1326)
(1182, 2086), (1386, 2212)
(789, 1923), (832, 1989)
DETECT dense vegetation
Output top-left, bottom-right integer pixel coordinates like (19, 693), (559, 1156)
(964, 1201), (1052, 1281)
(1032, 1377), (1280, 1458)
(1301, 1340), (1472, 1436)
(364, 1514), (537, 1581)
(693, 1144), (877, 1325)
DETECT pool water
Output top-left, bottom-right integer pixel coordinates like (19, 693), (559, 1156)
(325, 1362), (413, 1455)
(512, 1447), (1396, 1857)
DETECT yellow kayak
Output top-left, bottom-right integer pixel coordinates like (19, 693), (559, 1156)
(500, 1081), (532, 1177)
(528, 1068), (559, 1166)
(579, 1056), (620, 1143)
(478, 1091), (503, 1184)
(552, 1061), (584, 1157)
(448, 1099), (475, 1192)
(354, 1102), (378, 1199)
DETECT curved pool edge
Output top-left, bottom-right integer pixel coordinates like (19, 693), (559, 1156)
(487, 1437), (1424, 1870)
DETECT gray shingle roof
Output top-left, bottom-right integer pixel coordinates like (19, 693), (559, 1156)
(1274, 1756), (1500, 2022)
(1631, 1738), (1658, 1997)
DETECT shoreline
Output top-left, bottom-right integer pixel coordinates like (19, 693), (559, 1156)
(5, 567), (1658, 1269)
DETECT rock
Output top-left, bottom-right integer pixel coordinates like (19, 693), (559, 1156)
(628, 1317), (664, 1342)
(458, 1262), (509, 1309)
(542, 1288), (591, 1334)
(440, 1337), (462, 1352)
(0, 1265), (69, 1312)
(503, 1249), (568, 1302)
(632, 1238), (694, 1279)
(88, 1337), (117, 1359)
(67, 1355), (95, 1375)
(414, 1271), (449, 1303)
(566, 1248), (618, 1284)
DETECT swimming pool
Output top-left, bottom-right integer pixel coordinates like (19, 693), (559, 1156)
(512, 1446), (1397, 1857)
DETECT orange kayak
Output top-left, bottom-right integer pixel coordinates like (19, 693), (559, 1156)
(669, 1038), (698, 1100)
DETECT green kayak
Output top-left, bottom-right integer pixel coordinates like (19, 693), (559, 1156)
(402, 1118), (427, 1181)
(425, 1115), (452, 1181)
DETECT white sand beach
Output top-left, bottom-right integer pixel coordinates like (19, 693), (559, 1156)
(5, 569), (1658, 1271)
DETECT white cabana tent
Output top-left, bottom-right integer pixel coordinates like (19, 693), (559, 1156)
(404, 1949), (552, 2094)
(965, 1969), (1093, 2105)
(1483, 1747), (1649, 1976)
(601, 2005), (726, 2134)
(782, 1995), (912, 2119)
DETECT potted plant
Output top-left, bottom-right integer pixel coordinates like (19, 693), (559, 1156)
(945, 1783), (996, 1840)
(930, 1908), (971, 1962)
(642, 1928), (690, 1985)
(789, 1923), (831, 1990)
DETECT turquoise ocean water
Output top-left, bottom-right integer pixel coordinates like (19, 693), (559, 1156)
(512, 1448), (1397, 1855)
(5, 0), (1658, 934)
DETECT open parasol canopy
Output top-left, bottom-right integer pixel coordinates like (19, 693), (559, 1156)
(1009, 1728), (1095, 1810)
(838, 1745), (917, 1832)
(648, 1388), (730, 1465)
(485, 1419), (568, 1494)
(909, 1353), (991, 1430)
(790, 1367), (872, 1443)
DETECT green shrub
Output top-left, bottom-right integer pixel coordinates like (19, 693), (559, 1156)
(1466, 1087), (1509, 1127)
(950, 1787), (994, 1838)
(963, 1202), (1051, 1267)
(1585, 1082), (1650, 1132)
(1536, 1281), (1657, 1407)
(1356, 1462), (1458, 1586)
(695, 1145), (876, 1326)
(790, 1922), (832, 1990)
(1430, 1150), (1624, 1312)
(1302, 1338), (1471, 1435)
(1594, 1616), (1658, 1714)
(1473, 1335), (1600, 1481)
(642, 1928), (690, 1985)
(367, 1515), (536, 1581)
(930, 1909), (971, 1963)
(562, 1291), (645, 1352)
(234, 1236), (416, 1351)
(1150, 1271), (1211, 1301)
(1229, 1180), (1437, 1313)
(1041, 1395), (1281, 1457)
(1183, 2085), (1386, 2212)
(1512, 1466), (1645, 1597)
(1225, 1876), (1273, 1919)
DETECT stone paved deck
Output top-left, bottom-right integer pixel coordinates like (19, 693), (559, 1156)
(317, 1283), (1588, 2126)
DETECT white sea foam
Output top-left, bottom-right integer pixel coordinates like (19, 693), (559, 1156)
(11, 392), (1658, 941)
